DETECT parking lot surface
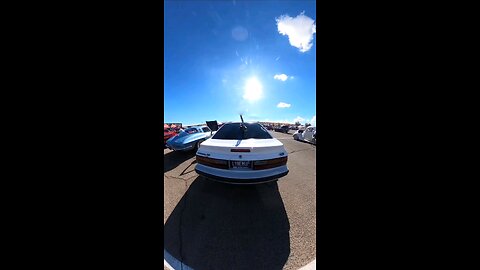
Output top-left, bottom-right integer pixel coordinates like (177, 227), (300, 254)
(164, 131), (316, 270)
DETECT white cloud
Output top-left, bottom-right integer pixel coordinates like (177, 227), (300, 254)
(274, 74), (288, 81)
(293, 116), (305, 123)
(277, 102), (291, 108)
(310, 115), (316, 126)
(276, 11), (316, 52)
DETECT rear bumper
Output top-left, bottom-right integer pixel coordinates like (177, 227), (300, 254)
(195, 164), (289, 184)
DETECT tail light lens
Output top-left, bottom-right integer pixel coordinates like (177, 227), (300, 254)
(253, 157), (287, 170)
(196, 155), (229, 169)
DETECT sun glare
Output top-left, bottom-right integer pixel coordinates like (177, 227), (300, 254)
(243, 77), (263, 101)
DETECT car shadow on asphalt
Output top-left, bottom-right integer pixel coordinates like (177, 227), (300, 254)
(164, 150), (196, 173)
(164, 177), (290, 270)
(295, 139), (316, 146)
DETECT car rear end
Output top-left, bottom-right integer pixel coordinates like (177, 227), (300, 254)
(195, 123), (289, 184)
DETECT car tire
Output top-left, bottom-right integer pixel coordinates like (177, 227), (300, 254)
(193, 140), (203, 151)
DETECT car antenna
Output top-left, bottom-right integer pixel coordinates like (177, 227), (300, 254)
(240, 114), (247, 138)
(240, 114), (247, 128)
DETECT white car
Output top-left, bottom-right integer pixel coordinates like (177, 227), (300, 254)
(195, 122), (289, 184)
(293, 128), (306, 141)
(293, 127), (316, 144)
(303, 126), (316, 144)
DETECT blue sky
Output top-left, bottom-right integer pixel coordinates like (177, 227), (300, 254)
(164, 0), (316, 126)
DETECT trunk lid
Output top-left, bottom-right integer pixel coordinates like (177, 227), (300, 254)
(198, 138), (287, 160)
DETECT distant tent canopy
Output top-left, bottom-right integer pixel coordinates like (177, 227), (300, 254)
(164, 123), (182, 129)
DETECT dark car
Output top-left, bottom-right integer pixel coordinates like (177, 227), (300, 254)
(275, 125), (290, 133)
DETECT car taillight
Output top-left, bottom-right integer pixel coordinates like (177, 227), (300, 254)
(253, 157), (288, 170)
(196, 155), (229, 169)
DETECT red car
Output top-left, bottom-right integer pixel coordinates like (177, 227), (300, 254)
(164, 128), (177, 146)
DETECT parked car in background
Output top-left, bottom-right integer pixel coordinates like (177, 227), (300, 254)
(293, 129), (305, 141)
(164, 128), (178, 147)
(195, 122), (289, 184)
(166, 126), (215, 152)
(274, 125), (290, 133)
(303, 126), (316, 144)
(293, 126), (316, 144)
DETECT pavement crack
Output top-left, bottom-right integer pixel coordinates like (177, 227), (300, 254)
(165, 175), (197, 181)
(288, 148), (314, 155)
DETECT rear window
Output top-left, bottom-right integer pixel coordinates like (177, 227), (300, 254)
(202, 127), (211, 133)
(212, 123), (273, 140)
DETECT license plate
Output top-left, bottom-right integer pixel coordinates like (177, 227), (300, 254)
(230, 161), (252, 169)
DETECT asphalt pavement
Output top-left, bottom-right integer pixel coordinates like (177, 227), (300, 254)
(164, 131), (316, 270)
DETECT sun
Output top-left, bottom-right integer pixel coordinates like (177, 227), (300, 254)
(243, 77), (263, 101)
